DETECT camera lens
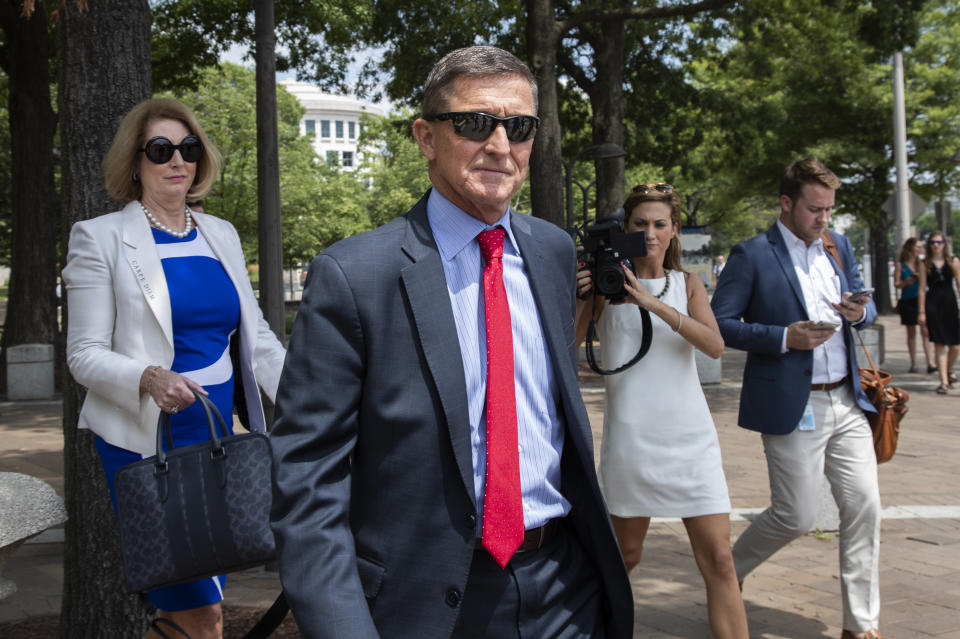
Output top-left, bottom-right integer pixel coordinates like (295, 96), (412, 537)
(596, 262), (626, 296)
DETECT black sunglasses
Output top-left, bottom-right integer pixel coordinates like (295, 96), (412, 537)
(424, 112), (539, 142)
(632, 183), (674, 195)
(139, 135), (204, 164)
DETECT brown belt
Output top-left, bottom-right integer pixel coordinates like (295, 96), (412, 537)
(811, 376), (848, 392)
(475, 518), (561, 553)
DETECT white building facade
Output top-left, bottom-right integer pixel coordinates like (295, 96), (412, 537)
(280, 79), (386, 170)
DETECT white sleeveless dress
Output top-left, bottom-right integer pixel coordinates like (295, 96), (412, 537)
(597, 270), (731, 518)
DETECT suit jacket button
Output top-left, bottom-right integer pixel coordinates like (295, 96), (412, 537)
(804, 369), (812, 376)
(445, 588), (462, 607)
(466, 513), (477, 532)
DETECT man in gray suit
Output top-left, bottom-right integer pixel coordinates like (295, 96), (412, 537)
(270, 46), (633, 638)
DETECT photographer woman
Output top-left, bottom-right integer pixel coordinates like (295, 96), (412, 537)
(63, 98), (286, 638)
(576, 184), (747, 639)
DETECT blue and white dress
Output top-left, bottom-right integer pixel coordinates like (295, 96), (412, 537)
(96, 226), (241, 612)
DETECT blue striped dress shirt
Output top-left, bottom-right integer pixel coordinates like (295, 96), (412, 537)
(426, 189), (571, 530)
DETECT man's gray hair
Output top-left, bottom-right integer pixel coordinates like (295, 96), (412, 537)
(422, 46), (539, 116)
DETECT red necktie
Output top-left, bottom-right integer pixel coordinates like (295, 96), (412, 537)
(477, 228), (523, 569)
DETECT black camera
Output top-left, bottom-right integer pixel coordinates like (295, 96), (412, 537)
(578, 216), (647, 303)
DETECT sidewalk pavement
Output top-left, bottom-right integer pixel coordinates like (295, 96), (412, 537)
(1, 314), (958, 637)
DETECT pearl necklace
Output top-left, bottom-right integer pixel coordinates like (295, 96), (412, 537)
(140, 201), (193, 238)
(653, 270), (671, 299)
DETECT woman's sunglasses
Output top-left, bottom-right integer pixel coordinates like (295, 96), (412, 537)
(929, 239), (945, 245)
(424, 112), (540, 143)
(632, 183), (674, 195)
(139, 135), (203, 164)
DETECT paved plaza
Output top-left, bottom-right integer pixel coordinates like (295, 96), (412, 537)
(1, 314), (958, 637)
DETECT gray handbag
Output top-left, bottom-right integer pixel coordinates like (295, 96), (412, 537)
(114, 390), (276, 593)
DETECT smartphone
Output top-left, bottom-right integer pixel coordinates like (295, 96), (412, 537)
(847, 288), (875, 303)
(810, 320), (840, 330)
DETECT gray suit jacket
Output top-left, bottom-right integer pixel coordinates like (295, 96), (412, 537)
(270, 192), (633, 638)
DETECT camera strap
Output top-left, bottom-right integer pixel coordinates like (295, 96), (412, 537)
(584, 306), (653, 375)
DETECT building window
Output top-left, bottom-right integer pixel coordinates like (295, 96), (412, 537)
(336, 120), (344, 138)
(342, 151), (353, 168)
(326, 150), (338, 165)
(348, 121), (356, 139)
(321, 120), (331, 138)
(304, 119), (316, 136)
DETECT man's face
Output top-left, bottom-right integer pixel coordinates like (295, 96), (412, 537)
(779, 183), (835, 246)
(413, 74), (535, 224)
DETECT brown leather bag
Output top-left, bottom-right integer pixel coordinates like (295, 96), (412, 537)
(857, 333), (908, 463)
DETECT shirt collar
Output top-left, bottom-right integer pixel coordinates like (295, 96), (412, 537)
(426, 189), (519, 262)
(777, 218), (822, 254)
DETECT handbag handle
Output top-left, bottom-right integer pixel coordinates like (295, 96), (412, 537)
(154, 390), (231, 471)
(855, 329), (886, 393)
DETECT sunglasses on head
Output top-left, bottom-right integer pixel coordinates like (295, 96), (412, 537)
(632, 183), (674, 195)
(139, 135), (203, 164)
(424, 112), (540, 142)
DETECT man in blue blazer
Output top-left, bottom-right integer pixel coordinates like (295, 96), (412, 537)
(270, 46), (633, 638)
(711, 159), (883, 639)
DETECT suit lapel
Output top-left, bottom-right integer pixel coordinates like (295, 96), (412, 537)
(122, 202), (174, 346)
(511, 215), (595, 453)
(399, 199), (476, 509)
(767, 224), (808, 318)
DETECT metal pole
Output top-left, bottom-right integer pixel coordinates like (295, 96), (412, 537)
(892, 51), (911, 251)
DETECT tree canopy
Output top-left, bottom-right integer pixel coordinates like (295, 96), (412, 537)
(172, 63), (376, 265)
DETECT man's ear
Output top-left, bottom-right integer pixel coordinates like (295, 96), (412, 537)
(412, 118), (436, 161)
(779, 194), (793, 214)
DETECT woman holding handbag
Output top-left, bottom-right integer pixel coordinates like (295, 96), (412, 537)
(918, 231), (960, 395)
(575, 184), (748, 638)
(63, 98), (286, 638)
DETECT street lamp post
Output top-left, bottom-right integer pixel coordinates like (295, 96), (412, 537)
(563, 143), (626, 229)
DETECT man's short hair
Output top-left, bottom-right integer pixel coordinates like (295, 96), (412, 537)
(779, 158), (841, 201)
(422, 46), (538, 116)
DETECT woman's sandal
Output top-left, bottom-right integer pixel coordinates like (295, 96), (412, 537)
(949, 372), (957, 384)
(936, 384), (949, 395)
(908, 365), (918, 373)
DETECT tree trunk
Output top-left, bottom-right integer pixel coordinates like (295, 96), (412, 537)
(255, 0), (284, 342)
(870, 218), (892, 315)
(0, 0), (59, 389)
(588, 20), (626, 220)
(526, 0), (564, 226)
(58, 1), (152, 636)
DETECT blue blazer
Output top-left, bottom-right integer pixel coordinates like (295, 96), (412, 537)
(711, 224), (877, 435)
(270, 191), (633, 638)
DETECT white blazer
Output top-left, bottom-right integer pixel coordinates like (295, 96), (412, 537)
(63, 201), (287, 456)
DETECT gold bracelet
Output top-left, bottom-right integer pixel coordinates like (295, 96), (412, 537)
(673, 308), (684, 332)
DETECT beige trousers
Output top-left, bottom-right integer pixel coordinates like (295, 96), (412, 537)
(733, 384), (881, 632)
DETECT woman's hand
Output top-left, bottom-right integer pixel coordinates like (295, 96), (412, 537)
(140, 366), (208, 414)
(576, 263), (593, 300)
(620, 264), (658, 310)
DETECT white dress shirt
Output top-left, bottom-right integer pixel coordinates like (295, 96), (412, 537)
(777, 220), (848, 384)
(426, 189), (570, 530)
